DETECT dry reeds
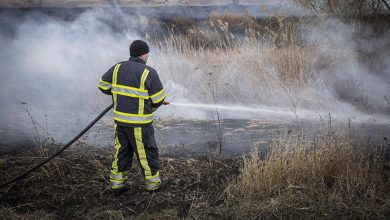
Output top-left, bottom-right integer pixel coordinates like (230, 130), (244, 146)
(225, 132), (389, 219)
(146, 11), (390, 113)
(1, 129), (388, 219)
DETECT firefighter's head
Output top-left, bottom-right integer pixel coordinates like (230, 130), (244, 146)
(130, 40), (150, 63)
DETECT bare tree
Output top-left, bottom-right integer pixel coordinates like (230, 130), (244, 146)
(295, 0), (390, 15)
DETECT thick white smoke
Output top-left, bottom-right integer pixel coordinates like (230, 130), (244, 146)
(0, 9), (138, 117)
(305, 18), (390, 113)
(0, 9), (145, 144)
(153, 17), (390, 122)
(0, 6), (389, 146)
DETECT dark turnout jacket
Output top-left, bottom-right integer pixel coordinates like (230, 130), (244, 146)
(98, 57), (167, 127)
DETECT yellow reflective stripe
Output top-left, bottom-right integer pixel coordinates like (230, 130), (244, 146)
(114, 110), (153, 124)
(100, 79), (111, 86)
(111, 125), (121, 173)
(139, 69), (150, 115)
(112, 64), (121, 111)
(145, 172), (161, 186)
(110, 178), (128, 183)
(150, 88), (165, 98)
(140, 68), (150, 90)
(101, 79), (111, 84)
(146, 183), (160, 190)
(113, 84), (147, 92)
(114, 117), (152, 124)
(114, 110), (152, 117)
(134, 127), (152, 177)
(98, 84), (110, 90)
(139, 99), (144, 116)
(156, 93), (167, 103)
(114, 116), (153, 124)
(98, 79), (112, 90)
(112, 64), (120, 85)
(150, 88), (167, 104)
(110, 169), (127, 175)
(145, 171), (159, 180)
(112, 90), (149, 99)
(151, 92), (167, 104)
(110, 171), (128, 179)
(113, 91), (117, 111)
(111, 183), (126, 189)
(148, 182), (160, 186)
(112, 183), (125, 187)
(110, 170), (128, 183)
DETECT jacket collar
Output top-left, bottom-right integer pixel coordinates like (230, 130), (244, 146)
(129, 56), (146, 64)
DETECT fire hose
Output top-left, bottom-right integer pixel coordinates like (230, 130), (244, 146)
(0, 104), (113, 189)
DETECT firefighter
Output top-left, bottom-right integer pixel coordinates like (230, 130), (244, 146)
(98, 40), (168, 192)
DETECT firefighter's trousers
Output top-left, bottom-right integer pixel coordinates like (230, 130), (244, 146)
(110, 124), (160, 191)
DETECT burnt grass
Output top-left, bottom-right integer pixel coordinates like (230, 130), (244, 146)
(0, 144), (240, 219)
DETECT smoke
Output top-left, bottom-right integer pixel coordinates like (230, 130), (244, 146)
(154, 18), (390, 122)
(0, 8), (145, 144)
(154, 27), (390, 122)
(304, 18), (390, 113)
(0, 5), (389, 146)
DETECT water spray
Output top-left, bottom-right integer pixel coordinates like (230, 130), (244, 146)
(169, 102), (297, 116)
(169, 102), (390, 123)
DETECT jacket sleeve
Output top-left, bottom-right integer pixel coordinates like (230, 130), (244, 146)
(146, 68), (167, 109)
(98, 66), (114, 95)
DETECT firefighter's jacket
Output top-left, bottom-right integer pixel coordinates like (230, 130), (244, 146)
(98, 57), (167, 127)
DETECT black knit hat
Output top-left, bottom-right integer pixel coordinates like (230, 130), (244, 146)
(130, 40), (150, 57)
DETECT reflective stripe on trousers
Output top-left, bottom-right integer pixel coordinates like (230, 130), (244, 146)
(110, 171), (129, 183)
(110, 125), (128, 189)
(110, 171), (129, 189)
(134, 127), (161, 190)
(145, 171), (161, 190)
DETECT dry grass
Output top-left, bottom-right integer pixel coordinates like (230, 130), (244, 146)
(152, 12), (306, 51)
(150, 13), (311, 87)
(0, 143), (240, 219)
(152, 34), (322, 113)
(225, 132), (390, 219)
(209, 11), (255, 31)
(146, 12), (390, 114)
(1, 130), (388, 219)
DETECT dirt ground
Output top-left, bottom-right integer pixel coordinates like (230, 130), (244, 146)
(0, 144), (240, 219)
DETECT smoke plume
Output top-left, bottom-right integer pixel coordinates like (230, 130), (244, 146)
(0, 4), (389, 146)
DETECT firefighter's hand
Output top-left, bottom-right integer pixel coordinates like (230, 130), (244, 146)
(163, 101), (170, 105)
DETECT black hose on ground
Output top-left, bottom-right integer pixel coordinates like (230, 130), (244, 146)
(0, 104), (113, 189)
